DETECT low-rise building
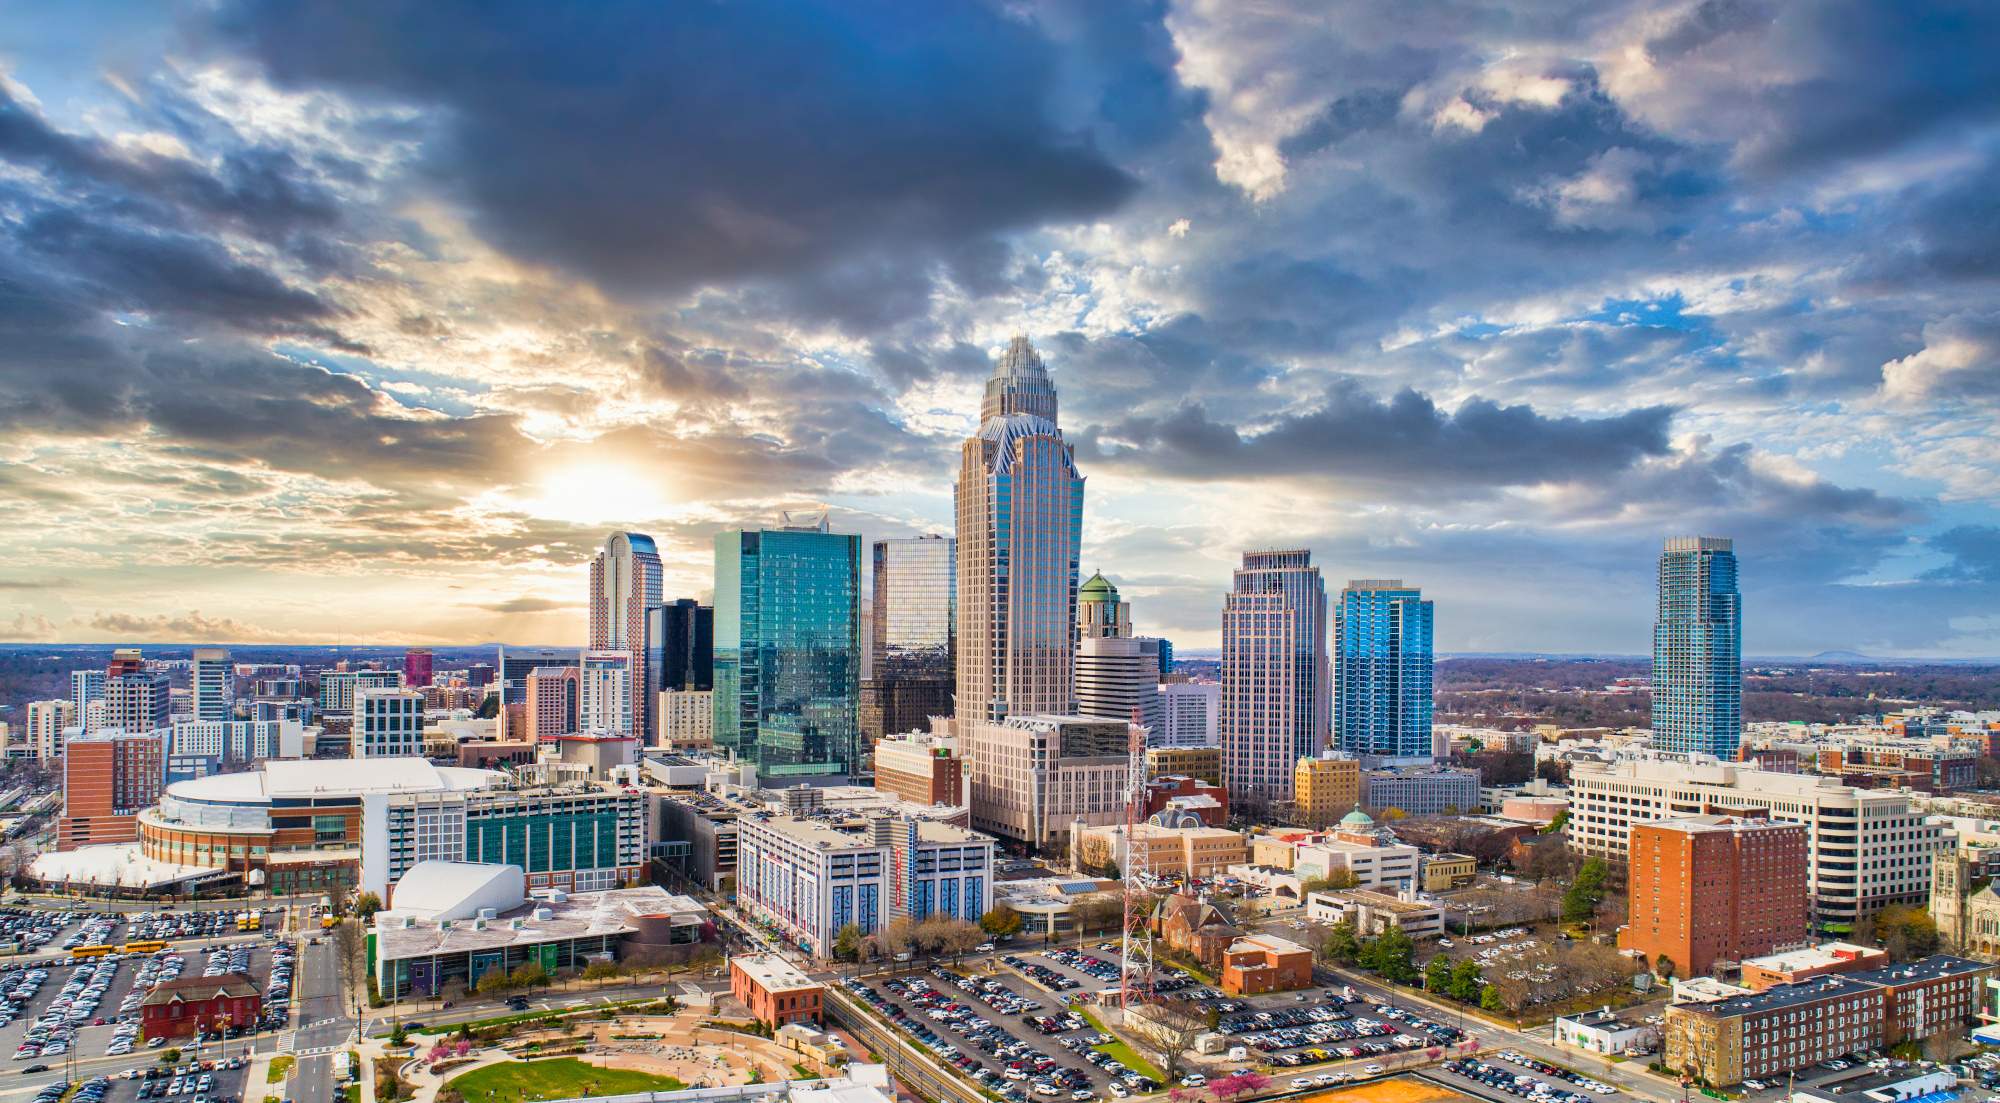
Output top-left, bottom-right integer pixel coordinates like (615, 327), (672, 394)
(140, 973), (262, 1038)
(1663, 976), (1885, 1086)
(1738, 943), (1887, 991)
(731, 952), (825, 1027)
(1220, 933), (1314, 995)
(1143, 776), (1229, 827)
(1792, 1069), (1956, 1103)
(1145, 745), (1221, 786)
(1292, 809), (1419, 891)
(1846, 956), (1994, 1042)
(1363, 765), (1480, 817)
(1554, 1010), (1659, 1056)
(1418, 853), (1477, 891)
(1070, 822), (1248, 881)
(1305, 887), (1445, 939)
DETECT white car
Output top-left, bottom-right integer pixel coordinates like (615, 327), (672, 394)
(1363, 1066), (1385, 1075)
(1180, 1076), (1206, 1088)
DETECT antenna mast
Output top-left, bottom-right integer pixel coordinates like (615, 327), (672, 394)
(1119, 708), (1153, 1015)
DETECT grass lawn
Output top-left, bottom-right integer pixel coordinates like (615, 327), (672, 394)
(1076, 1008), (1163, 1082)
(448, 1058), (687, 1103)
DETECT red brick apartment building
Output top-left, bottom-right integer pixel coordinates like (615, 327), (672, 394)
(1620, 814), (1808, 977)
(57, 731), (166, 851)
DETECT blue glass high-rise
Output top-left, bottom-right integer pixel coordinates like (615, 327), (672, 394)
(1332, 579), (1433, 758)
(1652, 536), (1741, 759)
(713, 510), (862, 779)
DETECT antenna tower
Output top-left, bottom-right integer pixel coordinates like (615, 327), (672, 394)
(1119, 708), (1154, 1015)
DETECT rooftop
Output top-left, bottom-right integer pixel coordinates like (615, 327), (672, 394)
(1741, 942), (1880, 974)
(1639, 815), (1807, 836)
(373, 885), (691, 961)
(166, 758), (503, 804)
(1229, 933), (1311, 956)
(732, 953), (821, 993)
(1558, 1009), (1643, 1030)
(1846, 955), (1995, 987)
(1669, 975), (1879, 1018)
(1309, 888), (1440, 915)
(143, 972), (260, 1006)
(29, 843), (221, 889)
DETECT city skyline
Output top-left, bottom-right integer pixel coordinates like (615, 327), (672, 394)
(2, 4), (1997, 659)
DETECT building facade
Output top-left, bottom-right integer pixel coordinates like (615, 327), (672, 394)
(862, 535), (955, 744)
(1654, 536), (1742, 759)
(71, 669), (105, 715)
(873, 732), (963, 808)
(1664, 977), (1884, 1086)
(714, 512), (862, 781)
(579, 649), (636, 737)
(140, 973), (261, 1038)
(1221, 550), (1328, 805)
(403, 647), (434, 689)
(191, 648), (232, 723)
(364, 780), (646, 901)
(1620, 815), (1810, 978)
(526, 666), (580, 742)
(658, 689), (714, 753)
(1146, 745), (1221, 785)
(25, 700), (75, 763)
(1568, 756), (1943, 932)
(1362, 765), (1480, 816)
(496, 648), (579, 706)
(1332, 580), (1433, 758)
(1295, 753), (1361, 827)
(355, 689), (425, 758)
(955, 337), (1084, 729)
(730, 954), (825, 1027)
(1075, 634), (1164, 733)
(647, 597), (714, 732)
(589, 531), (664, 750)
(57, 730), (166, 850)
(106, 671), (170, 735)
(1157, 682), (1219, 748)
(967, 714), (1130, 851)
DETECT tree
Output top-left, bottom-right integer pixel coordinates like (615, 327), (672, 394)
(1441, 805), (1461, 816)
(1926, 1023), (1965, 1064)
(1562, 858), (1607, 923)
(834, 924), (864, 961)
(1300, 868), (1361, 896)
(1448, 960), (1484, 1003)
(1655, 953), (1677, 980)
(582, 960), (620, 985)
(1320, 921), (1360, 964)
(476, 966), (511, 994)
(1210, 1072), (1270, 1102)
(936, 918), (984, 962)
(980, 906), (1023, 937)
(1480, 986), (1503, 1012)
(509, 962), (549, 989)
(1363, 926), (1417, 985)
(1131, 1000), (1210, 1081)
(1381, 808), (1409, 821)
(1102, 860), (1121, 881)
(1424, 954), (1453, 995)
(475, 695), (500, 719)
(1543, 810), (1570, 835)
(354, 891), (384, 921)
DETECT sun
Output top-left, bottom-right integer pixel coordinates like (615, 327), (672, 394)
(500, 466), (678, 525)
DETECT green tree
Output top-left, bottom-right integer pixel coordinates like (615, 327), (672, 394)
(1480, 985), (1503, 1012)
(1300, 868), (1362, 896)
(1655, 953), (1677, 980)
(1321, 921), (1360, 964)
(1365, 926), (1417, 985)
(583, 960), (620, 984)
(979, 906), (1023, 937)
(509, 962), (548, 988)
(475, 966), (510, 994)
(1543, 809), (1571, 835)
(354, 891), (383, 921)
(1102, 860), (1120, 881)
(834, 923), (864, 961)
(475, 695), (500, 719)
(1448, 960), (1484, 1003)
(1562, 858), (1607, 923)
(1424, 954), (1453, 995)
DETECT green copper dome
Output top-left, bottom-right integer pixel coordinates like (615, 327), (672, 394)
(1340, 807), (1375, 827)
(1080, 571), (1119, 601)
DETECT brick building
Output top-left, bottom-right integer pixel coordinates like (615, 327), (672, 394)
(1664, 976), (1884, 1086)
(1847, 956), (1994, 1044)
(1620, 815), (1809, 977)
(1143, 775), (1229, 826)
(729, 952), (824, 1027)
(872, 732), (963, 807)
(1739, 942), (1887, 991)
(1219, 933), (1314, 995)
(140, 973), (263, 1038)
(57, 730), (166, 851)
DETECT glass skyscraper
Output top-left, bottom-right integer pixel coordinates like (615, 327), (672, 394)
(1332, 579), (1434, 758)
(1652, 536), (1741, 759)
(1221, 549), (1328, 804)
(955, 337), (1085, 725)
(862, 535), (955, 743)
(647, 598), (714, 692)
(713, 510), (862, 779)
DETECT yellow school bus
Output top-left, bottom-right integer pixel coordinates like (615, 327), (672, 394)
(121, 941), (168, 955)
(69, 945), (112, 959)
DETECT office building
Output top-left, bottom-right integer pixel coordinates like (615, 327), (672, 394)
(495, 647), (579, 705)
(403, 648), (434, 689)
(1654, 536), (1742, 759)
(320, 668), (400, 714)
(57, 730), (167, 850)
(366, 776), (646, 900)
(1290, 809), (1420, 891)
(658, 689), (714, 753)
(526, 666), (580, 742)
(106, 670), (171, 735)
(1620, 815), (1810, 977)
(967, 714), (1130, 850)
(467, 663), (495, 689)
(1295, 752), (1361, 828)
(1157, 682), (1219, 749)
(1076, 637), (1164, 732)
(589, 531), (663, 747)
(1077, 570), (1130, 639)
(735, 810), (993, 956)
(861, 535), (955, 743)
(167, 720), (304, 764)
(579, 649), (635, 736)
(109, 648), (144, 678)
(70, 669), (105, 714)
(955, 337), (1084, 728)
(25, 700), (75, 762)
(1072, 822), (1247, 879)
(1332, 580), (1433, 758)
(1221, 550), (1328, 805)
(872, 732), (963, 808)
(191, 648), (232, 723)
(355, 688), (425, 758)
(1146, 745), (1221, 785)
(730, 954), (825, 1028)
(713, 511), (862, 780)
(1568, 755), (1944, 930)
(647, 599), (713, 741)
(1305, 888), (1446, 939)
(1362, 764), (1480, 817)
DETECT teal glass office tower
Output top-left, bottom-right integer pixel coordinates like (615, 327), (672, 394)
(1652, 536), (1741, 759)
(1332, 579), (1433, 758)
(713, 511), (862, 778)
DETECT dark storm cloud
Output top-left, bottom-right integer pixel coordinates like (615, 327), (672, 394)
(215, 0), (1142, 300)
(1081, 382), (1674, 488)
(1925, 526), (2000, 583)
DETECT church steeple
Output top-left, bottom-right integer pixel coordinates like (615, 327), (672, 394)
(980, 335), (1059, 423)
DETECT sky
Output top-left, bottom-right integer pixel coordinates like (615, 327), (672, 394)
(2, 0), (2000, 657)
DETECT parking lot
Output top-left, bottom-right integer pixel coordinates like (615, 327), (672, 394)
(1002, 946), (1197, 1001)
(842, 966), (1164, 1102)
(1435, 1051), (1619, 1103)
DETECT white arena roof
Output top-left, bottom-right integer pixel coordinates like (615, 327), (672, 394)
(383, 861), (526, 921)
(30, 843), (227, 891)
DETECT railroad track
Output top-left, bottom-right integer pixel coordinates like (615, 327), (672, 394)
(823, 992), (989, 1103)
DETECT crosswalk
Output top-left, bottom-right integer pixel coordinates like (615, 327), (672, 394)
(295, 1047), (340, 1058)
(277, 1033), (297, 1055)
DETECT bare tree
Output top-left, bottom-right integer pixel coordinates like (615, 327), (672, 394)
(1926, 1024), (1966, 1064)
(1129, 999), (1211, 1081)
(334, 919), (364, 1007)
(936, 919), (983, 963)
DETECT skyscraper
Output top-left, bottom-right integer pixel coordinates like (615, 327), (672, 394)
(403, 647), (434, 689)
(1332, 579), (1434, 758)
(647, 599), (714, 693)
(70, 669), (104, 713)
(192, 648), (232, 723)
(955, 337), (1084, 726)
(1072, 573), (1163, 734)
(1653, 536), (1742, 759)
(713, 510), (862, 780)
(1220, 549), (1328, 805)
(590, 532), (663, 747)
(106, 669), (171, 734)
(579, 649), (635, 735)
(861, 535), (956, 743)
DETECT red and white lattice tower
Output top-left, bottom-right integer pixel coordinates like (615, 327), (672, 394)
(1119, 707), (1154, 1015)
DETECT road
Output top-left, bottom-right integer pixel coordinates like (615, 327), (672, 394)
(287, 937), (349, 1103)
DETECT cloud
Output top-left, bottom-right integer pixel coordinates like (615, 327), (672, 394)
(1083, 382), (1675, 491)
(1924, 526), (2000, 583)
(1880, 314), (2000, 404)
(83, 610), (447, 645)
(214, 0), (1141, 304)
(479, 597), (574, 614)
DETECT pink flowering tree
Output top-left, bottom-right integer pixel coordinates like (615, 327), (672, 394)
(1211, 1072), (1271, 1101)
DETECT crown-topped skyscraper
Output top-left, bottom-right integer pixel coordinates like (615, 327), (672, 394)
(955, 336), (1085, 725)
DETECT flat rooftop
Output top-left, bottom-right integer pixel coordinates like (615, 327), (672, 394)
(373, 885), (690, 961)
(732, 953), (820, 993)
(1671, 975), (1878, 1018)
(1742, 942), (1877, 973)
(1846, 955), (1994, 987)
